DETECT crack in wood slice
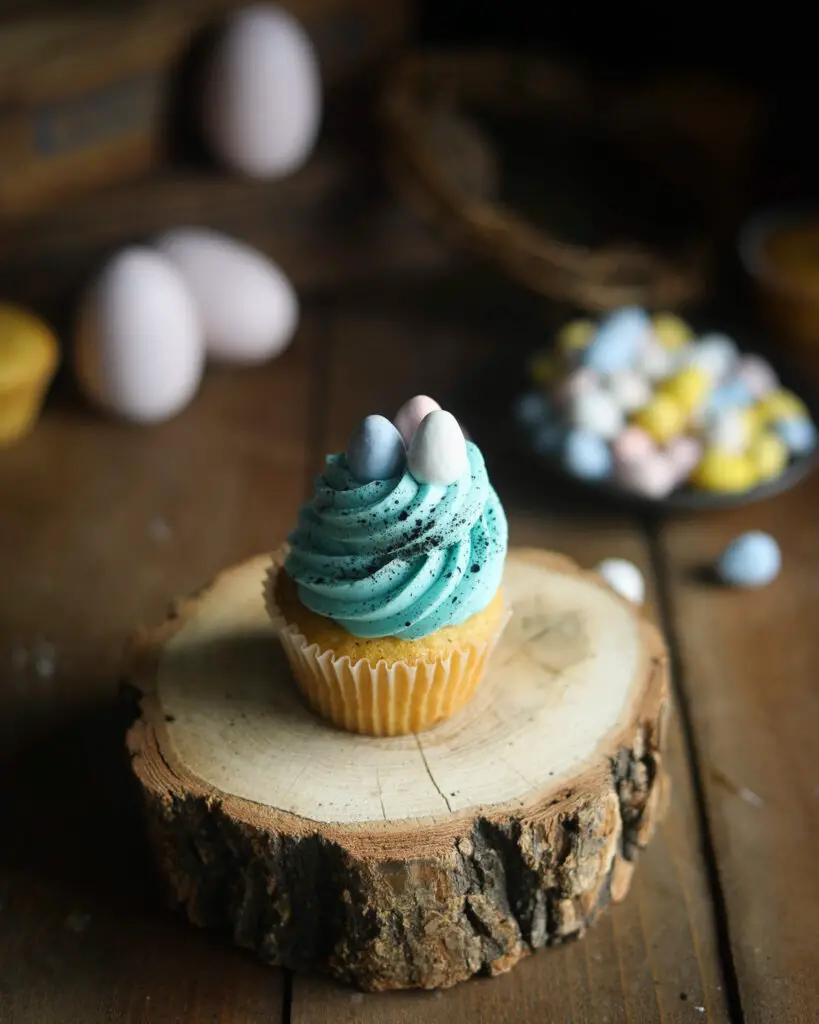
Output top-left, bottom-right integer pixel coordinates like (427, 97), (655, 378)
(125, 548), (670, 991)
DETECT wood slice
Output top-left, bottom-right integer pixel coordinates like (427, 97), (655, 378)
(125, 547), (670, 992)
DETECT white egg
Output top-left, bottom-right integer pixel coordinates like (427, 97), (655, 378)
(74, 247), (204, 423)
(202, 4), (321, 179)
(705, 408), (751, 453)
(637, 341), (676, 382)
(681, 332), (738, 381)
(408, 410), (468, 486)
(156, 228), (298, 365)
(607, 369), (652, 413)
(569, 388), (624, 440)
(595, 558), (645, 605)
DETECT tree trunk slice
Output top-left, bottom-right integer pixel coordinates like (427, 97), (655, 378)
(125, 547), (670, 992)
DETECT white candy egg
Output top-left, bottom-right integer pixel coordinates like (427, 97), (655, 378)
(705, 408), (750, 453)
(408, 410), (467, 486)
(202, 4), (321, 179)
(156, 227), (298, 365)
(74, 247), (204, 423)
(595, 558), (645, 605)
(638, 341), (676, 382)
(569, 388), (624, 440)
(682, 332), (738, 381)
(607, 369), (652, 413)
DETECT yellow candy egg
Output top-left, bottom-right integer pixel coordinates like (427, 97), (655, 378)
(692, 448), (757, 493)
(556, 319), (594, 355)
(528, 350), (561, 387)
(632, 393), (686, 444)
(652, 313), (693, 351)
(756, 388), (809, 425)
(750, 431), (789, 481)
(660, 367), (711, 414)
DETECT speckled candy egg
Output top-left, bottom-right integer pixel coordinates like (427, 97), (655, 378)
(395, 395), (441, 445)
(582, 307), (650, 375)
(611, 425), (655, 465)
(607, 369), (652, 413)
(595, 558), (645, 604)
(683, 333), (738, 382)
(563, 428), (612, 479)
(660, 366), (712, 415)
(632, 393), (686, 444)
(556, 319), (595, 356)
(665, 434), (703, 479)
(750, 432), (788, 481)
(706, 378), (754, 416)
(717, 531), (781, 588)
(757, 388), (809, 425)
(408, 409), (467, 485)
(637, 340), (677, 383)
(651, 313), (693, 351)
(775, 417), (817, 456)
(569, 388), (623, 440)
(553, 367), (600, 408)
(691, 449), (757, 493)
(734, 354), (778, 398)
(347, 415), (406, 483)
(615, 452), (676, 499)
(704, 407), (752, 454)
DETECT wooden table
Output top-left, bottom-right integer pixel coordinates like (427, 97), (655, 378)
(1, 216), (817, 1024)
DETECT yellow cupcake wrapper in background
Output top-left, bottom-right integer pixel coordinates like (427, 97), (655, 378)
(265, 563), (509, 737)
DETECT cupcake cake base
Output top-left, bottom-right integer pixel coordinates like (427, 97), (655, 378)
(125, 547), (670, 992)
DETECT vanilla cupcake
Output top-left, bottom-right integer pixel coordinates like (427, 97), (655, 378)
(266, 398), (508, 736)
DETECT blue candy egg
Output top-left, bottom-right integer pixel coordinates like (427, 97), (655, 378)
(347, 414), (406, 483)
(707, 378), (754, 414)
(717, 531), (781, 588)
(582, 307), (650, 375)
(532, 421), (565, 455)
(563, 428), (612, 479)
(775, 417), (817, 456)
(514, 391), (550, 429)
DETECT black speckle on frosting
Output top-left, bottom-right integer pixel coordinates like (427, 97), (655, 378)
(471, 564), (480, 573)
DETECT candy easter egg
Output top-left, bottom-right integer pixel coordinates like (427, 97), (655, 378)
(347, 415), (406, 483)
(556, 319), (595, 356)
(595, 558), (645, 604)
(607, 369), (652, 413)
(665, 434), (703, 478)
(632, 393), (686, 444)
(569, 388), (623, 440)
(513, 391), (549, 429)
(202, 4), (321, 179)
(156, 227), (298, 364)
(582, 307), (650, 375)
(705, 408), (752, 454)
(637, 340), (677, 382)
(717, 531), (781, 588)
(553, 367), (600, 408)
(651, 313), (693, 351)
(563, 429), (612, 479)
(750, 432), (788, 481)
(408, 410), (467, 485)
(616, 452), (676, 498)
(691, 449), (756, 493)
(735, 354), (778, 398)
(683, 333), (738, 381)
(612, 425), (655, 465)
(395, 395), (441, 445)
(775, 417), (817, 455)
(74, 247), (203, 423)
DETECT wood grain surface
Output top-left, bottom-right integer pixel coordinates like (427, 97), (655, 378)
(0, 234), (814, 1021)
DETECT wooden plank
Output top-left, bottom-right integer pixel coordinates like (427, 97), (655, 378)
(290, 289), (730, 1022)
(656, 472), (819, 1023)
(0, 312), (324, 1022)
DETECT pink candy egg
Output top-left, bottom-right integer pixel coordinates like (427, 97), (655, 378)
(393, 395), (441, 446)
(734, 355), (778, 398)
(665, 435), (703, 478)
(616, 452), (677, 499)
(611, 425), (655, 465)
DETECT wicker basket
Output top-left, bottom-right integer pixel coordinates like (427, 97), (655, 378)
(381, 50), (738, 312)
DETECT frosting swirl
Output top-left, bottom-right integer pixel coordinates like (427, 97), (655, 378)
(285, 441), (507, 640)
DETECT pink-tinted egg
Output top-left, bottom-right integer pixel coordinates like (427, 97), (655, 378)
(393, 395), (441, 446)
(553, 367), (600, 407)
(616, 452), (677, 499)
(611, 425), (655, 465)
(665, 434), (703, 478)
(734, 355), (778, 398)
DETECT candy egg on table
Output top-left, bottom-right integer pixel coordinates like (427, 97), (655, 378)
(395, 394), (442, 444)
(775, 417), (817, 455)
(611, 425), (655, 465)
(734, 354), (778, 398)
(553, 367), (600, 407)
(660, 366), (712, 416)
(632, 393), (686, 444)
(651, 312), (693, 351)
(347, 415), (406, 483)
(156, 227), (298, 364)
(568, 387), (624, 440)
(706, 377), (754, 416)
(636, 339), (677, 382)
(595, 558), (645, 605)
(556, 318), (595, 357)
(691, 448), (757, 493)
(615, 451), (677, 498)
(717, 531), (781, 588)
(749, 431), (789, 481)
(563, 428), (612, 480)
(581, 306), (650, 375)
(202, 4), (321, 179)
(681, 332), (738, 382)
(74, 247), (204, 424)
(408, 410), (467, 485)
(665, 434), (703, 479)
(607, 369), (652, 413)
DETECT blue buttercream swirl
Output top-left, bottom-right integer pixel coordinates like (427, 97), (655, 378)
(284, 441), (507, 640)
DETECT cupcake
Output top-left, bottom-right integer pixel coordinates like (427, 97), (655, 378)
(266, 396), (508, 736)
(0, 303), (59, 446)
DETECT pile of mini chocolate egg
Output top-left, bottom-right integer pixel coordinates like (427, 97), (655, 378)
(514, 307), (818, 498)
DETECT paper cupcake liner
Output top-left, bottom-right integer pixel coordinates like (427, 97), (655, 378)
(265, 561), (507, 737)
